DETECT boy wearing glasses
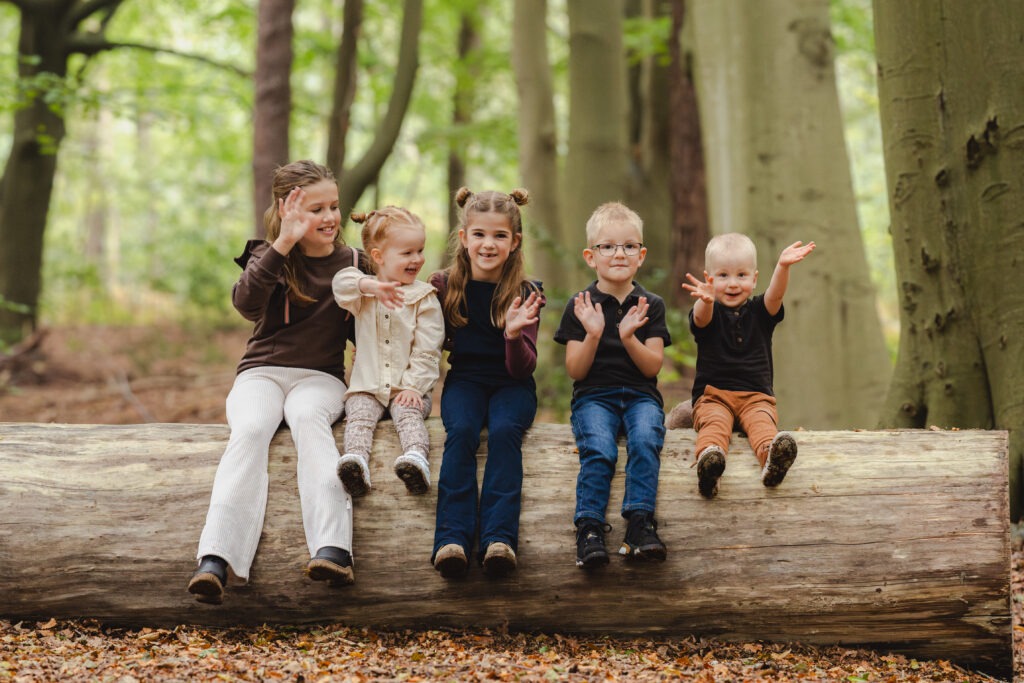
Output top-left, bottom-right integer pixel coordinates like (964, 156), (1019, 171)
(554, 202), (672, 570)
(681, 233), (815, 498)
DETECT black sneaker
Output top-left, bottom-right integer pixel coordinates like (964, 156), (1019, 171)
(696, 445), (726, 498)
(188, 555), (227, 604)
(306, 546), (355, 586)
(762, 431), (798, 487)
(619, 511), (667, 561)
(575, 518), (611, 569)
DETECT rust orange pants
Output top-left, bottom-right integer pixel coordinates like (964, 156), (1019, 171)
(692, 385), (778, 467)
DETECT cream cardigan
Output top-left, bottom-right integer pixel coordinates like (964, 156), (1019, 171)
(332, 266), (444, 406)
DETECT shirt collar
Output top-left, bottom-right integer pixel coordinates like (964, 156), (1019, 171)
(584, 280), (645, 305)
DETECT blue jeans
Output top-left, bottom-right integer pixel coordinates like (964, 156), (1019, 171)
(571, 387), (665, 524)
(432, 374), (537, 563)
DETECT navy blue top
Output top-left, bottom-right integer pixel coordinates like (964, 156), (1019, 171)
(554, 281), (671, 406)
(688, 294), (783, 403)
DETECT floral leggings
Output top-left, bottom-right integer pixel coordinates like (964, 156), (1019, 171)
(343, 391), (432, 460)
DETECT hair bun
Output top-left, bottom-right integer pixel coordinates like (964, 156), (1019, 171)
(350, 212), (369, 224)
(455, 187), (474, 208)
(509, 188), (529, 206)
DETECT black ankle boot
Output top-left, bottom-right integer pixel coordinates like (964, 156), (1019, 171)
(306, 546), (355, 586)
(188, 555), (227, 604)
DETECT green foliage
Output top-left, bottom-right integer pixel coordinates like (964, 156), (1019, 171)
(623, 16), (671, 66)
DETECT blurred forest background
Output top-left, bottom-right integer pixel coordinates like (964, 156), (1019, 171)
(0, 1), (1020, 513)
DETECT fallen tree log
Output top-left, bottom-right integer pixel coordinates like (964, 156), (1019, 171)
(0, 422), (1010, 676)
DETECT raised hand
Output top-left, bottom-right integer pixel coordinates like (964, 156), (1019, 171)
(360, 277), (405, 310)
(778, 240), (816, 267)
(505, 291), (541, 339)
(393, 389), (424, 410)
(277, 187), (321, 248)
(573, 290), (605, 337)
(619, 296), (650, 340)
(682, 272), (715, 304)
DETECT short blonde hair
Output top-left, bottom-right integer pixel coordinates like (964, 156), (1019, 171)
(585, 202), (643, 245)
(705, 232), (757, 271)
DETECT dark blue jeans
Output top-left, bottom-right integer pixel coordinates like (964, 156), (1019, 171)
(570, 387), (665, 524)
(432, 373), (537, 563)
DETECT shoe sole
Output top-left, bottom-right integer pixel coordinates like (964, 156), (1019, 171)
(435, 555), (468, 579)
(395, 461), (429, 494)
(697, 450), (726, 498)
(187, 572), (224, 605)
(306, 559), (355, 586)
(763, 434), (797, 487)
(337, 460), (369, 497)
(619, 542), (667, 562)
(576, 549), (610, 569)
(483, 555), (517, 577)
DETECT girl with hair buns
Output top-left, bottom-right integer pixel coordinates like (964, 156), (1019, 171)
(188, 160), (365, 605)
(429, 187), (543, 579)
(331, 207), (444, 497)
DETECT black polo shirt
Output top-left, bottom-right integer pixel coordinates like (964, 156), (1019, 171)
(689, 294), (783, 403)
(554, 281), (671, 406)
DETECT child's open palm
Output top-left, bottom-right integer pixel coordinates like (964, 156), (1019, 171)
(573, 291), (605, 337)
(779, 240), (816, 267)
(277, 187), (321, 245)
(361, 278), (405, 310)
(619, 296), (650, 339)
(505, 291), (541, 339)
(682, 272), (715, 304)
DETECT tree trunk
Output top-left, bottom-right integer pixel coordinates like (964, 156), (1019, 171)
(0, 422), (1010, 677)
(668, 0), (708, 309)
(336, 0), (422, 220)
(252, 0), (295, 239)
(624, 0), (673, 296)
(872, 0), (1024, 519)
(326, 0), (362, 185)
(689, 0), (890, 429)
(512, 0), (571, 292)
(0, 7), (67, 344)
(446, 6), (480, 256)
(563, 0), (629, 247)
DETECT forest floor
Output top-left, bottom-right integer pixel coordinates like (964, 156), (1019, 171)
(0, 324), (1019, 682)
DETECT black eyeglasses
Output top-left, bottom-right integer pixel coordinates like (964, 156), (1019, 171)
(591, 242), (643, 257)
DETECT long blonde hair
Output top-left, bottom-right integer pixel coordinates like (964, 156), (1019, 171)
(443, 187), (538, 329)
(263, 160), (342, 304)
(350, 206), (425, 275)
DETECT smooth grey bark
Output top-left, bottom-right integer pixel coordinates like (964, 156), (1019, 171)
(512, 0), (571, 292)
(563, 0), (629, 250)
(873, 0), (1024, 518)
(690, 0), (890, 429)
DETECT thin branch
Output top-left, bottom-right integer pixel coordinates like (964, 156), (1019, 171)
(337, 0), (422, 219)
(68, 0), (123, 30)
(65, 37), (251, 77)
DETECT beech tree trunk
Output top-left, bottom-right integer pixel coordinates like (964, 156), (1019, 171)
(689, 0), (891, 429)
(252, 0), (295, 238)
(0, 422), (1009, 677)
(512, 0), (572, 292)
(563, 0), (629, 247)
(872, 0), (1024, 521)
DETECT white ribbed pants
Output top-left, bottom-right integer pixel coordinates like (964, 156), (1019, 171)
(196, 367), (352, 580)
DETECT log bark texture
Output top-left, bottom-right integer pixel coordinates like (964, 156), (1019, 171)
(0, 422), (1010, 675)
